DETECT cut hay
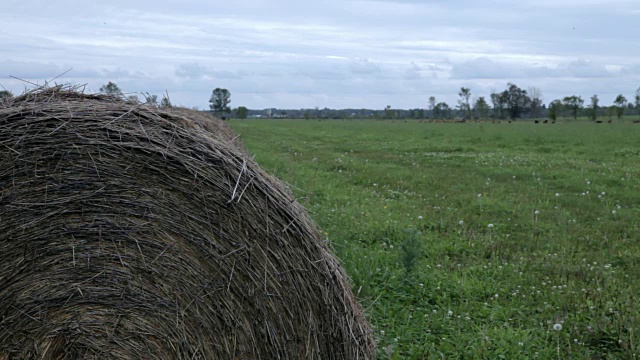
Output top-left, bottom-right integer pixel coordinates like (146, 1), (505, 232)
(0, 86), (374, 359)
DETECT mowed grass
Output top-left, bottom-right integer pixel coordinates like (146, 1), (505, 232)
(229, 119), (640, 359)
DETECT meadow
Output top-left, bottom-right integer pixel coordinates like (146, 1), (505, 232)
(229, 119), (640, 359)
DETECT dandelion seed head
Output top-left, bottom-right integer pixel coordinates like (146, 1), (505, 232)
(553, 323), (563, 331)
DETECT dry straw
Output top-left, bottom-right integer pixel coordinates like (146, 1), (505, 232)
(0, 85), (374, 359)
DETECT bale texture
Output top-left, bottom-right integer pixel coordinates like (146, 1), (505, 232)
(0, 86), (374, 359)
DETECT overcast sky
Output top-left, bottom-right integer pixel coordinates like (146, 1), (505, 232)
(1, 0), (639, 109)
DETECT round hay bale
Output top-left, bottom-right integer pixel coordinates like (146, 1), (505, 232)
(0, 86), (374, 359)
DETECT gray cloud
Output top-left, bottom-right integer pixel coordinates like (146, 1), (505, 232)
(403, 62), (422, 80)
(451, 58), (621, 80)
(175, 63), (209, 79)
(349, 59), (382, 75)
(0, 61), (101, 80)
(1, 0), (639, 108)
(175, 63), (247, 80)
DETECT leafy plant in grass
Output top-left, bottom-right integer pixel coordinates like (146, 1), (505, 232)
(400, 228), (423, 281)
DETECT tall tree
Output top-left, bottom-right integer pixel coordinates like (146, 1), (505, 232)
(613, 94), (627, 120)
(433, 102), (451, 119)
(504, 83), (531, 120)
(562, 95), (584, 120)
(548, 100), (562, 122)
(209, 88), (231, 117)
(458, 87), (472, 119)
(473, 97), (490, 119)
(236, 106), (249, 119)
(529, 87), (543, 119)
(588, 95), (599, 121)
(635, 87), (640, 121)
(490, 91), (507, 119)
(383, 105), (393, 119)
(428, 96), (436, 119)
(99, 81), (121, 95)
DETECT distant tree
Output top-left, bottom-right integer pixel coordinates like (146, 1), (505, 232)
(145, 94), (158, 106)
(548, 100), (562, 122)
(605, 106), (616, 122)
(127, 95), (140, 104)
(384, 105), (393, 119)
(417, 108), (425, 119)
(433, 102), (451, 119)
(529, 87), (543, 119)
(473, 96), (490, 119)
(562, 95), (584, 120)
(0, 90), (13, 99)
(490, 91), (507, 119)
(428, 96), (436, 118)
(503, 83), (531, 120)
(458, 87), (472, 119)
(636, 87), (640, 121)
(236, 106), (249, 119)
(613, 94), (627, 120)
(99, 81), (121, 95)
(303, 110), (311, 120)
(588, 95), (599, 121)
(160, 97), (172, 108)
(209, 88), (231, 116)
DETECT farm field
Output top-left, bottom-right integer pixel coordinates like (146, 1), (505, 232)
(229, 119), (640, 359)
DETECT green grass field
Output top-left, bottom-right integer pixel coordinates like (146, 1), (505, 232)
(229, 119), (640, 359)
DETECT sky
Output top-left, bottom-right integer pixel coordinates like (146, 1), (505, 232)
(1, 0), (639, 109)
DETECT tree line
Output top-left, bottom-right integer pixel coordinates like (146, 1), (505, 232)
(426, 84), (640, 122)
(7, 81), (636, 122)
(217, 83), (640, 122)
